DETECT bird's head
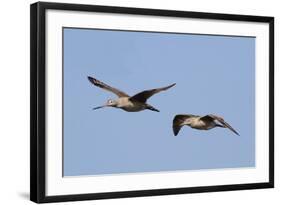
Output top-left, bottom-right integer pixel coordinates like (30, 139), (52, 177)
(92, 99), (118, 110)
(106, 99), (118, 107)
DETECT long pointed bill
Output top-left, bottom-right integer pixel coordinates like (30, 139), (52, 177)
(92, 105), (108, 110)
(223, 122), (240, 136)
(228, 126), (240, 136)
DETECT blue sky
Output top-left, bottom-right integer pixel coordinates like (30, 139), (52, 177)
(63, 28), (255, 176)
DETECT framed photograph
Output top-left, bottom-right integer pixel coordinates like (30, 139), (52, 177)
(30, 2), (274, 203)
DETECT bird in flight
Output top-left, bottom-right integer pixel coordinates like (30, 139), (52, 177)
(88, 76), (176, 112)
(173, 114), (239, 136)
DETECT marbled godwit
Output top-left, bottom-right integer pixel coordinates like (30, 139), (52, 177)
(88, 76), (176, 112)
(173, 114), (239, 136)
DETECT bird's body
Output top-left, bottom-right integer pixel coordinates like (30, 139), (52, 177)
(88, 76), (175, 112)
(173, 114), (239, 136)
(114, 97), (148, 112)
(187, 116), (217, 130)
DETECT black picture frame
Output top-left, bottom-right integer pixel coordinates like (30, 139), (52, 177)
(30, 1), (274, 203)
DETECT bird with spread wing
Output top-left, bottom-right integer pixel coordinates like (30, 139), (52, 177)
(88, 76), (176, 112)
(173, 114), (239, 136)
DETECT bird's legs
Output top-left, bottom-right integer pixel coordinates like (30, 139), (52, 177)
(146, 104), (160, 112)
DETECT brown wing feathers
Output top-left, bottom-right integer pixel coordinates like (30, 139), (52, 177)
(130, 83), (176, 103)
(173, 115), (191, 136)
(88, 76), (129, 97)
